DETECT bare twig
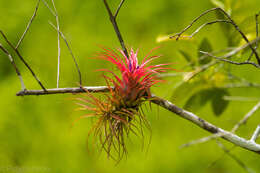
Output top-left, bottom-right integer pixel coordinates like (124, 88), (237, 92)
(114, 0), (125, 18)
(0, 31), (46, 91)
(173, 20), (232, 40)
(103, 0), (129, 58)
(247, 14), (259, 62)
(16, 0), (41, 49)
(215, 141), (255, 173)
(183, 61), (217, 82)
(223, 96), (260, 102)
(41, 0), (55, 16)
(180, 133), (223, 148)
(250, 125), (260, 142)
(200, 51), (260, 69)
(50, 0), (61, 88)
(16, 86), (110, 96)
(49, 22), (82, 86)
(224, 82), (260, 88)
(232, 101), (260, 133)
(181, 100), (260, 148)
(0, 44), (26, 90)
(170, 7), (260, 64)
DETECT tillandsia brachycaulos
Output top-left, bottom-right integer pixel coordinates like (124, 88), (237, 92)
(75, 47), (169, 161)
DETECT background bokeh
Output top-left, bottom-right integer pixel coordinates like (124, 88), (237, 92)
(0, 0), (260, 172)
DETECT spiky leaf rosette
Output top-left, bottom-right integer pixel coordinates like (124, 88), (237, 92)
(76, 48), (168, 161)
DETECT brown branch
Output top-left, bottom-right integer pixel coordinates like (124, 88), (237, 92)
(0, 44), (26, 90)
(15, 86), (260, 154)
(0, 31), (46, 91)
(103, 0), (129, 58)
(16, 86), (110, 96)
(170, 7), (260, 64)
(200, 51), (260, 68)
(247, 13), (259, 62)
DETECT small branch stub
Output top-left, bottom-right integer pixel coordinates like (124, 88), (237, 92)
(251, 125), (260, 142)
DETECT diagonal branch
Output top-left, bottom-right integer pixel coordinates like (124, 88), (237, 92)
(114, 0), (125, 18)
(103, 0), (129, 58)
(232, 101), (260, 133)
(0, 31), (46, 91)
(0, 43), (26, 90)
(49, 22), (82, 86)
(215, 141), (254, 173)
(16, 0), (41, 49)
(251, 125), (260, 142)
(181, 100), (260, 148)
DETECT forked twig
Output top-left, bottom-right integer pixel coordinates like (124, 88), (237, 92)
(251, 125), (260, 142)
(0, 44), (26, 90)
(0, 31), (46, 91)
(181, 100), (260, 148)
(103, 0), (129, 58)
(41, 0), (82, 86)
(49, 22), (82, 86)
(200, 51), (260, 69)
(232, 101), (260, 133)
(170, 7), (260, 64)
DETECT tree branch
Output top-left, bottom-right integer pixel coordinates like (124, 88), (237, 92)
(200, 51), (260, 69)
(0, 44), (26, 90)
(16, 0), (41, 49)
(50, 0), (61, 88)
(170, 7), (260, 64)
(103, 0), (128, 58)
(0, 31), (46, 91)
(251, 125), (260, 142)
(48, 22), (82, 86)
(15, 86), (260, 154)
(232, 101), (260, 133)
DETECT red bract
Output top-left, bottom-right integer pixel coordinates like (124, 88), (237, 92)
(99, 48), (167, 103)
(77, 47), (169, 162)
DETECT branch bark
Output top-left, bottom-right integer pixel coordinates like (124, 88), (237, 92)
(16, 86), (260, 155)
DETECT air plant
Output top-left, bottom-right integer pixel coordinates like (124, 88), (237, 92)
(76, 47), (168, 161)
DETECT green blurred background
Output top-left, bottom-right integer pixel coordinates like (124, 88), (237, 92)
(0, 0), (260, 172)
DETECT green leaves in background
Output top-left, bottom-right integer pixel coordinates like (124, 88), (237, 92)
(184, 89), (212, 112)
(198, 38), (213, 65)
(179, 49), (195, 68)
(184, 88), (230, 116)
(211, 88), (230, 116)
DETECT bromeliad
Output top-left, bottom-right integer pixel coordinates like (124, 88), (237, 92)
(76, 47), (169, 161)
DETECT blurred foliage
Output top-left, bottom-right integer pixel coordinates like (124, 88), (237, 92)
(0, 0), (260, 173)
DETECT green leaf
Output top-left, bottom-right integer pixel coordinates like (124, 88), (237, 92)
(198, 38), (213, 65)
(211, 88), (230, 116)
(211, 0), (225, 9)
(171, 79), (207, 104)
(184, 89), (213, 112)
(179, 50), (195, 68)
